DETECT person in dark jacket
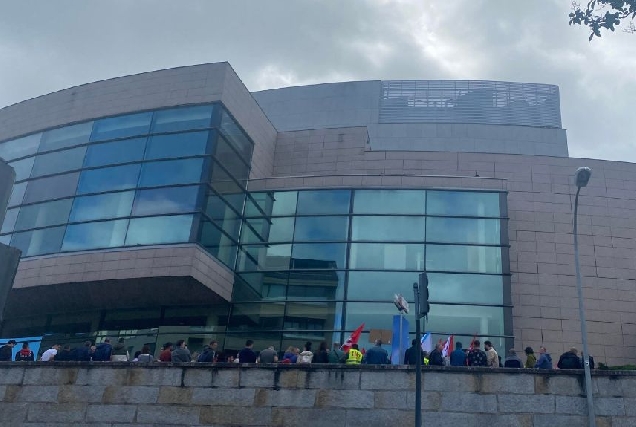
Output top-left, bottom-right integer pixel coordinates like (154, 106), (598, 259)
(558, 347), (582, 369)
(238, 340), (257, 363)
(428, 343), (444, 366)
(0, 339), (16, 361)
(582, 354), (595, 369)
(313, 341), (330, 364)
(72, 341), (93, 361)
(535, 346), (553, 369)
(449, 342), (466, 367)
(504, 349), (523, 368)
(197, 340), (218, 363)
(92, 338), (113, 361)
(15, 342), (35, 361)
(404, 339), (422, 365)
(363, 339), (389, 364)
(55, 345), (73, 361)
(467, 340), (488, 367)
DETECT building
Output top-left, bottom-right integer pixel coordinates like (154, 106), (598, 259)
(0, 62), (634, 365)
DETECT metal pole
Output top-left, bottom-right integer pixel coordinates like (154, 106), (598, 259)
(413, 282), (422, 427)
(574, 187), (596, 427)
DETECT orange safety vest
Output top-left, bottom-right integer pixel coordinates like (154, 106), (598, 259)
(346, 349), (363, 364)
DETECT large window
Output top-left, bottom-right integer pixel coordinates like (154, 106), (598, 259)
(232, 188), (510, 352)
(0, 103), (255, 263)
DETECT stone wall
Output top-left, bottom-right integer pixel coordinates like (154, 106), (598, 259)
(0, 364), (634, 426)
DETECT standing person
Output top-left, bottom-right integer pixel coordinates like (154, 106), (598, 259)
(15, 342), (35, 361)
(171, 340), (191, 363)
(297, 342), (314, 364)
(524, 347), (537, 368)
(136, 345), (154, 363)
(282, 346), (298, 363)
(404, 339), (421, 365)
(112, 338), (129, 362)
(238, 340), (257, 363)
(466, 340), (488, 367)
(504, 349), (522, 368)
(92, 338), (113, 362)
(313, 342), (330, 363)
(0, 339), (16, 361)
(329, 342), (344, 363)
(41, 344), (60, 361)
(428, 342), (444, 366)
(258, 345), (279, 363)
(197, 340), (219, 363)
(558, 347), (583, 369)
(345, 343), (363, 365)
(449, 342), (466, 367)
(55, 345), (73, 361)
(534, 346), (553, 369)
(364, 339), (389, 365)
(484, 341), (499, 368)
(159, 343), (173, 362)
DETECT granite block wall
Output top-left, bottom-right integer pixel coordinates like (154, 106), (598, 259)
(0, 364), (632, 426)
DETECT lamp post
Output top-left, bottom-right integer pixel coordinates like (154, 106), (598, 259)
(573, 166), (595, 427)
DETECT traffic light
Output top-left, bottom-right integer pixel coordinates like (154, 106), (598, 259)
(418, 272), (430, 317)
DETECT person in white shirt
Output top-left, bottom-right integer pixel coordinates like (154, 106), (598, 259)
(41, 344), (61, 361)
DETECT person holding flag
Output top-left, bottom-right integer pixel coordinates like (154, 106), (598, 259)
(341, 323), (364, 352)
(441, 335), (454, 365)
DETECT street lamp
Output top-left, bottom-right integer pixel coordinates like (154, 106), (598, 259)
(573, 166), (595, 427)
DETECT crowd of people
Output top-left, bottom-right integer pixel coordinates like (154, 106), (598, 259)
(0, 337), (595, 370)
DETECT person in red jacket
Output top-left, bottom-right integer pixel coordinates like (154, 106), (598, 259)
(15, 342), (34, 361)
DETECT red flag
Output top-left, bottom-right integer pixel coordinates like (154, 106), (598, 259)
(341, 323), (364, 352)
(468, 333), (477, 351)
(442, 335), (454, 358)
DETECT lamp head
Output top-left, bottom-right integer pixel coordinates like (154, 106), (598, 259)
(575, 167), (592, 188)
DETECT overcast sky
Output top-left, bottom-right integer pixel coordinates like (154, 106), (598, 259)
(1, 0), (634, 161)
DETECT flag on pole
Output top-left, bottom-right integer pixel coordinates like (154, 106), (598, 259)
(341, 323), (364, 352)
(420, 333), (432, 353)
(442, 335), (454, 358)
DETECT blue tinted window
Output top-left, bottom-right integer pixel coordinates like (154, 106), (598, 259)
(351, 216), (425, 242)
(271, 192), (297, 216)
(145, 131), (209, 160)
(14, 199), (72, 231)
(84, 137), (146, 167)
(199, 220), (240, 250)
(31, 146), (87, 177)
(236, 244), (292, 272)
(0, 133), (41, 162)
(39, 122), (93, 152)
(125, 215), (193, 245)
(426, 245), (502, 274)
(349, 243), (424, 270)
(132, 186), (200, 216)
(1, 208), (18, 234)
(77, 164), (140, 194)
(23, 173), (80, 204)
(426, 218), (501, 244)
(294, 216), (349, 242)
(62, 220), (128, 252)
(427, 191), (500, 217)
(296, 190), (351, 215)
(347, 271), (419, 301)
(244, 192), (274, 217)
(427, 273), (504, 305)
(353, 190), (426, 214)
(90, 112), (152, 141)
(11, 226), (65, 256)
(152, 105), (214, 133)
(7, 182), (26, 207)
(9, 157), (35, 181)
(214, 135), (249, 181)
(220, 109), (253, 162)
(0, 235), (9, 245)
(138, 159), (205, 187)
(291, 243), (347, 269)
(70, 191), (134, 222)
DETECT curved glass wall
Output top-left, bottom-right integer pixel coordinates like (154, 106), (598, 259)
(0, 103), (254, 268)
(227, 188), (511, 353)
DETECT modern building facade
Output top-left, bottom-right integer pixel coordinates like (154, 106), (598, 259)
(0, 63), (634, 365)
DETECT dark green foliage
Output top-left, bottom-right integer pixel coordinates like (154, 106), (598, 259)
(569, 1), (636, 40)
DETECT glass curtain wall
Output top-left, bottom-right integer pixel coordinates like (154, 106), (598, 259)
(0, 103), (253, 268)
(229, 189), (510, 353)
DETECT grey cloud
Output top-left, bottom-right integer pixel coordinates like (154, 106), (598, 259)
(0, 0), (634, 161)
